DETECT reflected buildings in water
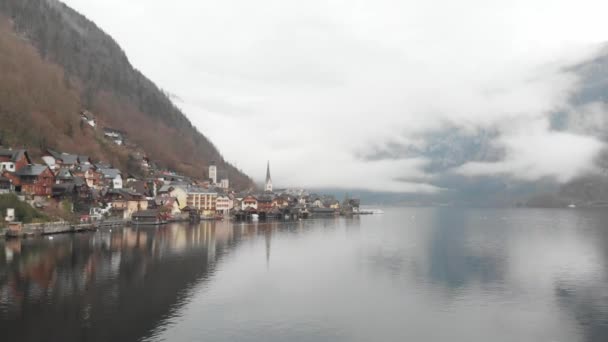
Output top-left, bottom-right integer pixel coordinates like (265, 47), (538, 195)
(2, 209), (608, 342)
(0, 220), (297, 342)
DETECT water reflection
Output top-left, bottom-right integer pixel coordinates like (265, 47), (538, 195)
(1, 209), (608, 341)
(0, 221), (299, 342)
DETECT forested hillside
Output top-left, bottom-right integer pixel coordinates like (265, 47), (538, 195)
(0, 0), (253, 189)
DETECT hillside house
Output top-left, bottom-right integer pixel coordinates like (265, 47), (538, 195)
(80, 111), (96, 128)
(42, 150), (80, 170)
(55, 168), (73, 184)
(99, 168), (123, 189)
(52, 178), (91, 211)
(15, 164), (55, 196)
(103, 128), (125, 145)
(73, 165), (101, 189)
(0, 149), (31, 173)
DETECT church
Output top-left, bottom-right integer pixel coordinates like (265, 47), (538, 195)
(265, 161), (272, 192)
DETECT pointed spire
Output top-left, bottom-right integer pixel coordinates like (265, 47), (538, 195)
(266, 160), (271, 183)
(265, 161), (273, 192)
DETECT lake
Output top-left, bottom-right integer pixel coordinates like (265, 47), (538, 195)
(1, 207), (608, 341)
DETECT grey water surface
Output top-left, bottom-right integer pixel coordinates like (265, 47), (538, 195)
(1, 207), (608, 342)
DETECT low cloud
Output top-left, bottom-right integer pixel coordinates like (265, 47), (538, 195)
(63, 0), (608, 192)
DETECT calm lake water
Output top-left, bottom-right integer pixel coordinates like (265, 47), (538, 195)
(2, 207), (608, 341)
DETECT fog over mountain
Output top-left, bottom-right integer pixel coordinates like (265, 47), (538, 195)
(62, 0), (608, 200)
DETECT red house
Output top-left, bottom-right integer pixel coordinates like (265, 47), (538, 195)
(16, 164), (55, 196)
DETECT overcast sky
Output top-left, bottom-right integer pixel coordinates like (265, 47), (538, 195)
(62, 0), (608, 192)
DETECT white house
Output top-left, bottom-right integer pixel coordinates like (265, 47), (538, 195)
(99, 168), (123, 189)
(216, 195), (233, 215)
(80, 111), (96, 128)
(0, 162), (16, 173)
(103, 128), (125, 145)
(219, 178), (229, 189)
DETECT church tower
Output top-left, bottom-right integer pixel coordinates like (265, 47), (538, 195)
(265, 161), (273, 192)
(209, 162), (217, 184)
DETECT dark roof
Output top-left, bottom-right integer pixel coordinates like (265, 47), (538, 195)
(60, 154), (79, 165)
(107, 188), (144, 200)
(95, 163), (112, 169)
(73, 176), (87, 187)
(0, 149), (29, 163)
(99, 168), (121, 179)
(75, 164), (92, 172)
(256, 194), (274, 202)
(78, 155), (90, 163)
(46, 150), (79, 164)
(52, 183), (75, 195)
(16, 164), (49, 177)
(127, 180), (147, 195)
(56, 168), (73, 180)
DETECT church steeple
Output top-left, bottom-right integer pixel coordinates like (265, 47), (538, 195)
(265, 161), (273, 192)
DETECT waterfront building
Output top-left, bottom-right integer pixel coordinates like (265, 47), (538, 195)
(186, 187), (217, 217)
(216, 195), (232, 216)
(241, 195), (258, 210)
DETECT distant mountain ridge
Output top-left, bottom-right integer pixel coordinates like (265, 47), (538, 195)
(0, 0), (253, 189)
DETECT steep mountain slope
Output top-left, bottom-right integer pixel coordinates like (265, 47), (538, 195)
(0, 0), (253, 189)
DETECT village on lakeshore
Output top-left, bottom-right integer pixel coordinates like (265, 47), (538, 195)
(0, 123), (362, 236)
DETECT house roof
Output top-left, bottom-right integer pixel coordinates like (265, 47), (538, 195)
(56, 168), (73, 180)
(46, 150), (80, 165)
(73, 176), (87, 187)
(60, 154), (79, 165)
(52, 183), (75, 195)
(187, 186), (217, 195)
(80, 111), (95, 120)
(99, 168), (121, 179)
(16, 164), (49, 177)
(95, 163), (112, 169)
(106, 188), (144, 200)
(75, 164), (92, 172)
(78, 155), (90, 163)
(0, 149), (29, 163)
(103, 127), (126, 135)
(127, 180), (147, 195)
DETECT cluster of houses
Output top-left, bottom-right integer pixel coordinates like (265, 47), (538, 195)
(0, 146), (360, 225)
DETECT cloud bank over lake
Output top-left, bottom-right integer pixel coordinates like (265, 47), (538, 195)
(63, 0), (608, 192)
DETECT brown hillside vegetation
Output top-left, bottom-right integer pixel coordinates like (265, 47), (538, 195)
(0, 0), (253, 189)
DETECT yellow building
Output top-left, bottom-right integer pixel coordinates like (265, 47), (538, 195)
(186, 187), (217, 217)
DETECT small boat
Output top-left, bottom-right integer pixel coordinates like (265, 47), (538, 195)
(568, 204), (576, 208)
(251, 214), (259, 221)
